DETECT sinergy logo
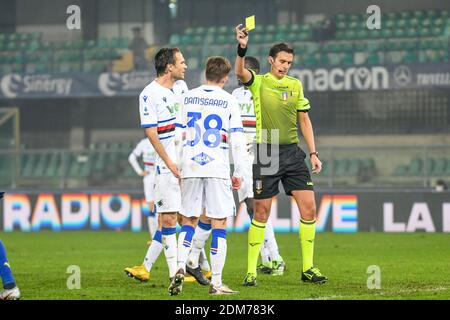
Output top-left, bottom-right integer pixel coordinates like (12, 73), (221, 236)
(98, 72), (152, 96)
(1, 73), (72, 98)
(291, 66), (389, 92)
(1, 74), (23, 98)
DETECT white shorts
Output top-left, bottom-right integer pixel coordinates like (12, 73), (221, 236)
(180, 178), (236, 220)
(143, 171), (156, 202)
(154, 172), (181, 213)
(237, 153), (254, 203)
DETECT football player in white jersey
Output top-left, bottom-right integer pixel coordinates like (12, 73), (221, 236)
(170, 56), (246, 295)
(231, 57), (286, 276)
(128, 138), (158, 238)
(125, 48), (187, 293)
(124, 49), (213, 290)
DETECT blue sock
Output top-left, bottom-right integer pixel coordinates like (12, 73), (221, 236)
(211, 229), (227, 255)
(0, 240), (16, 289)
(198, 221), (212, 231)
(180, 225), (195, 247)
(153, 229), (162, 243)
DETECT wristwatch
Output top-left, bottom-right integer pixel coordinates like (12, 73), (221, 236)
(310, 151), (319, 158)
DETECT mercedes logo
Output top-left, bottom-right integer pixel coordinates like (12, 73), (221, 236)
(393, 65), (412, 87)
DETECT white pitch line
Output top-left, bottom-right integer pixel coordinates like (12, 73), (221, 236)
(305, 286), (450, 300)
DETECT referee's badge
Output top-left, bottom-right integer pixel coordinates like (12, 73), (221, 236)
(256, 179), (263, 194)
(281, 92), (288, 101)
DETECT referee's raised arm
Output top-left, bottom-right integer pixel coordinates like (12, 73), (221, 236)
(235, 24), (252, 84)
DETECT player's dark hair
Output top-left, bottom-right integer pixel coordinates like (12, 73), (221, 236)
(245, 56), (260, 74)
(269, 43), (294, 59)
(154, 47), (180, 76)
(205, 56), (232, 82)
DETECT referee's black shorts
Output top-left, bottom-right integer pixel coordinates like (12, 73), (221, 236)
(252, 143), (314, 199)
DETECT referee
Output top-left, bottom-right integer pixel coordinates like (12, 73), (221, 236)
(234, 24), (328, 286)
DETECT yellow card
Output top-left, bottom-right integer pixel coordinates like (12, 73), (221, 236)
(245, 15), (255, 31)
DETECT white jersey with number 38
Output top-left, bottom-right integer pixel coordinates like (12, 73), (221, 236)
(180, 85), (244, 179)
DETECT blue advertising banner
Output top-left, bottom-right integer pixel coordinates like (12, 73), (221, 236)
(1, 63), (449, 99)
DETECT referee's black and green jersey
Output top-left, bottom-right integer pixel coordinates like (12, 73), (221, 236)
(244, 69), (311, 145)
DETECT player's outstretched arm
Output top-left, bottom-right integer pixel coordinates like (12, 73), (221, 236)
(145, 127), (180, 178)
(235, 24), (252, 84)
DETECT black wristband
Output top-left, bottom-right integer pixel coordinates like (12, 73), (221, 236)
(237, 44), (247, 57)
(310, 151), (319, 158)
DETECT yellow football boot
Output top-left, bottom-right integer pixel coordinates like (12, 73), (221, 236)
(124, 264), (150, 282)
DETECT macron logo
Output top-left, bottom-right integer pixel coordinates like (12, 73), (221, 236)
(191, 152), (214, 166)
(143, 95), (148, 102)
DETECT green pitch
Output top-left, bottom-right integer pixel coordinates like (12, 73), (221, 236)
(1, 231), (450, 300)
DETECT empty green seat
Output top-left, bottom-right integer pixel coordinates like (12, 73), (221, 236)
(419, 28), (431, 37)
(342, 53), (353, 65)
(446, 159), (450, 176)
(406, 28), (419, 37)
(408, 158), (423, 176)
(32, 154), (49, 177)
(45, 153), (60, 178)
(206, 27), (217, 35)
(252, 34), (264, 44)
(413, 10), (425, 20)
(278, 25), (289, 33)
(213, 26), (225, 34)
(354, 41), (368, 51)
(396, 19), (407, 28)
(215, 35), (227, 45)
(266, 25), (276, 33)
(393, 29), (406, 38)
(408, 18), (420, 28)
(336, 21), (347, 29)
(382, 29), (393, 38)
(274, 32), (288, 42)
(194, 27), (205, 35)
(367, 52), (380, 64)
(347, 159), (361, 176)
(334, 159), (350, 177)
(383, 19), (395, 29)
(262, 33), (275, 43)
(348, 21), (358, 29)
(169, 34), (180, 45)
(403, 51), (418, 63)
(432, 158), (447, 176)
(289, 24), (300, 33)
(304, 54), (319, 66)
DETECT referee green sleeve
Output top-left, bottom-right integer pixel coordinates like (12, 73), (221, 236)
(296, 81), (311, 112)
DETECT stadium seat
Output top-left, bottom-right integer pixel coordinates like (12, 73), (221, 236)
(44, 153), (60, 178)
(408, 158), (423, 176)
(21, 154), (37, 177)
(403, 51), (418, 63)
(169, 34), (180, 45)
(432, 158), (447, 176)
(32, 153), (49, 177)
(446, 159), (450, 176)
(347, 159), (361, 176)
